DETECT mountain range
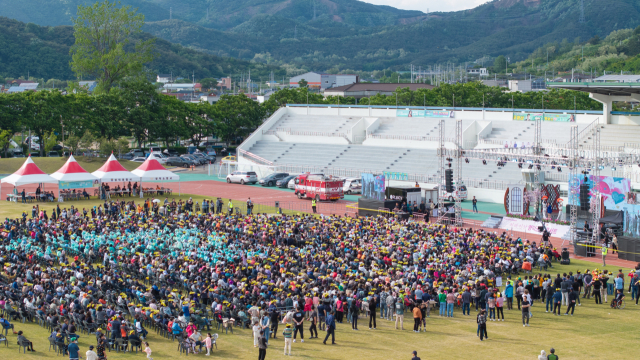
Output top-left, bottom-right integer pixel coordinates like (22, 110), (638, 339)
(2, 0), (640, 71)
(0, 17), (285, 81)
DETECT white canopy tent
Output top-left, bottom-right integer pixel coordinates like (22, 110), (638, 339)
(131, 153), (180, 196)
(91, 154), (137, 199)
(1, 156), (57, 201)
(51, 155), (98, 201)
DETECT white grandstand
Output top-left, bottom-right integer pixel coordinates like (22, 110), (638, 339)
(238, 105), (640, 202)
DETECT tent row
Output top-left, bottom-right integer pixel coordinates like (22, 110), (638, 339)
(1, 154), (180, 200)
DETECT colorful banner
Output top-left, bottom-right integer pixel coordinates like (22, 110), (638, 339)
(384, 171), (408, 180)
(59, 180), (94, 190)
(513, 113), (575, 122)
(396, 110), (454, 118)
(499, 217), (570, 238)
(361, 173), (386, 201)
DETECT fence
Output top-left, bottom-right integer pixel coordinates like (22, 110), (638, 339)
(220, 200), (355, 217)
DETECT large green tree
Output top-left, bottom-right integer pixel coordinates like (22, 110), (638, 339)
(70, 0), (155, 93)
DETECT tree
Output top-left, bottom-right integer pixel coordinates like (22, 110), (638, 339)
(43, 130), (58, 154)
(0, 129), (11, 158)
(298, 79), (308, 88)
(493, 55), (507, 73)
(215, 94), (264, 146)
(79, 130), (96, 153)
(70, 0), (155, 93)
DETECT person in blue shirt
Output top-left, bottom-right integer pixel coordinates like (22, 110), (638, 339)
(67, 337), (80, 360)
(182, 303), (191, 321)
(323, 310), (336, 345)
(504, 282), (514, 310)
(614, 274), (624, 292)
(552, 288), (563, 315)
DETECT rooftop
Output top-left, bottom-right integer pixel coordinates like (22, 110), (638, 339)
(325, 83), (435, 92)
(546, 81), (640, 96)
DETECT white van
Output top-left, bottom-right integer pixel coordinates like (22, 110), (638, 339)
(443, 183), (468, 202)
(343, 178), (362, 194)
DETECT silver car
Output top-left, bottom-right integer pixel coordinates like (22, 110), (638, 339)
(226, 171), (258, 185)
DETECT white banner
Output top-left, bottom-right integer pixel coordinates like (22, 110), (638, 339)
(498, 217), (570, 238)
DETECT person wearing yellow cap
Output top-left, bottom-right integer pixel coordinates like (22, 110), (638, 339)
(283, 323), (293, 355)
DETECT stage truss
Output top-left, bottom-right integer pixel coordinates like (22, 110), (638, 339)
(435, 117), (632, 243)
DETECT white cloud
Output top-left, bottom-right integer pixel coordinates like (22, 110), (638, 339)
(360, 0), (491, 13)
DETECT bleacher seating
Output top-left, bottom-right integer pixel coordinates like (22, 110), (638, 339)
(482, 122), (585, 145)
(370, 118), (473, 139)
(267, 114), (360, 134)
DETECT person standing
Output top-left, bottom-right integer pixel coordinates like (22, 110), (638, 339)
(395, 298), (404, 330)
(68, 337), (80, 360)
(412, 303), (422, 332)
(583, 270), (593, 299)
(496, 292), (504, 321)
(462, 288), (471, 316)
(292, 307), (304, 342)
(311, 198), (317, 214)
(322, 311), (336, 345)
(592, 276), (602, 304)
(477, 309), (488, 341)
(309, 308), (318, 338)
(446, 290), (456, 318)
(601, 245), (608, 266)
(283, 324), (293, 355)
(86, 345), (98, 360)
(521, 297), (530, 327)
(472, 196), (478, 213)
(258, 330), (268, 360)
(411, 350), (421, 360)
(368, 296), (377, 329)
(565, 289), (577, 316)
(350, 297), (359, 330)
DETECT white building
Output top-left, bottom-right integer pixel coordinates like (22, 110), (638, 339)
(163, 83), (195, 92)
(289, 72), (358, 90)
(467, 68), (488, 77)
(157, 74), (172, 83)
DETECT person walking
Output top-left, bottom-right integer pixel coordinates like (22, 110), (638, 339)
(144, 342), (153, 360)
(565, 288), (577, 316)
(283, 324), (293, 355)
(68, 337), (80, 360)
(258, 330), (268, 360)
(521, 297), (530, 327)
(311, 198), (317, 214)
(477, 309), (488, 341)
(472, 196), (478, 213)
(322, 311), (336, 345)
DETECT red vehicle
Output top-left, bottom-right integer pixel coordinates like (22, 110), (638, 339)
(294, 173), (344, 201)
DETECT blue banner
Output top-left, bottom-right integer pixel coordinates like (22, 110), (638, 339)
(59, 180), (94, 190)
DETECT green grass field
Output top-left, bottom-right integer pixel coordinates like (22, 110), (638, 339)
(0, 257), (636, 360)
(0, 156), (142, 174)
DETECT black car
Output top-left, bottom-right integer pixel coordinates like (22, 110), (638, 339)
(52, 144), (63, 151)
(259, 172), (289, 187)
(182, 154), (205, 165)
(164, 149), (180, 157)
(276, 174), (297, 188)
(166, 157), (194, 168)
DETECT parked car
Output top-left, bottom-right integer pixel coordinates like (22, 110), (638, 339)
(220, 155), (237, 164)
(148, 146), (162, 153)
(342, 178), (362, 194)
(129, 149), (145, 158)
(48, 151), (60, 157)
(226, 171), (258, 185)
(52, 144), (63, 151)
(166, 157), (194, 168)
(288, 178), (297, 189)
(120, 153), (135, 160)
(131, 157), (146, 162)
(150, 152), (168, 164)
(192, 152), (213, 164)
(182, 154), (205, 165)
(259, 172), (289, 187)
(163, 149), (180, 157)
(276, 174), (297, 188)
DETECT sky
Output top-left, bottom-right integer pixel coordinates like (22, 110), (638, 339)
(360, 0), (491, 13)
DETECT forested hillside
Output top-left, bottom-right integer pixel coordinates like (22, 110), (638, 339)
(0, 17), (285, 81)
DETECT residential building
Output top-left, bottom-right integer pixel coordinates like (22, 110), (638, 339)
(323, 83), (434, 99)
(290, 72), (358, 90)
(218, 77), (232, 90)
(156, 74), (172, 83)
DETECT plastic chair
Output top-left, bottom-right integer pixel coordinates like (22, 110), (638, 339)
(211, 333), (218, 349)
(0, 334), (8, 347)
(129, 339), (142, 353)
(48, 338), (58, 352)
(17, 339), (30, 353)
